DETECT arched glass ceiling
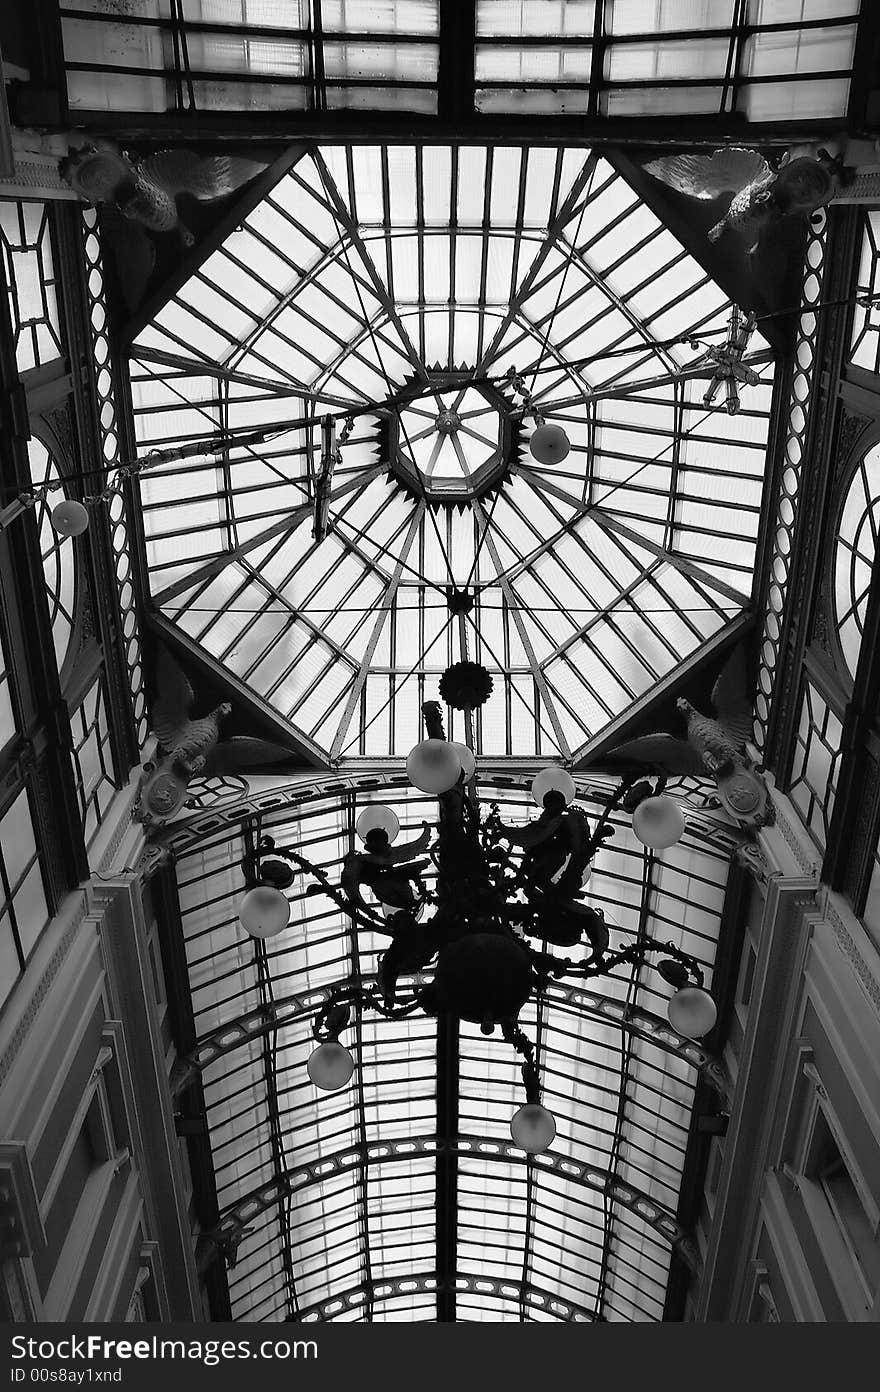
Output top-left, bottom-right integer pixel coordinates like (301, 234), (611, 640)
(130, 143), (774, 762)
(169, 774), (737, 1323)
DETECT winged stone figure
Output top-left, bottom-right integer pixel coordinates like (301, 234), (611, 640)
(644, 146), (848, 253)
(600, 647), (773, 832)
(60, 138), (266, 246)
(135, 646), (300, 827)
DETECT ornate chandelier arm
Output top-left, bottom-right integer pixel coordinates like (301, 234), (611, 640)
(530, 936), (705, 989)
(267, 847), (394, 936)
(501, 1019), (541, 1104)
(580, 773), (644, 861)
(311, 980), (426, 1042)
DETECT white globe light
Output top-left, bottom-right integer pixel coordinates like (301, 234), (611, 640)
(238, 885), (290, 939)
(307, 1041), (355, 1091)
(450, 741), (476, 780)
(529, 422), (570, 465)
(632, 795), (685, 849)
(356, 803), (400, 844)
(510, 1103), (556, 1154)
(51, 499), (89, 537)
(668, 987), (717, 1039)
(406, 738), (462, 794)
(531, 766), (576, 807)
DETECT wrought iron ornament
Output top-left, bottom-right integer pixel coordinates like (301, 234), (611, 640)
(236, 671), (717, 1149)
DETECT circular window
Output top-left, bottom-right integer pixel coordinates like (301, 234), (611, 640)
(833, 442), (879, 681)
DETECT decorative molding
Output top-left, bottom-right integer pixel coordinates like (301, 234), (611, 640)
(822, 894), (880, 1015)
(810, 580), (834, 660)
(834, 172), (880, 203)
(0, 1144), (45, 1257)
(764, 788), (822, 879)
(0, 160), (79, 200)
(0, 897), (87, 1087)
(735, 841), (782, 888)
(836, 409), (873, 478)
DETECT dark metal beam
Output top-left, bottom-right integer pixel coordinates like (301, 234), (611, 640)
(207, 1134), (687, 1254)
(435, 1013), (459, 1325)
(295, 1271), (594, 1323)
(170, 981), (727, 1099)
(65, 112), (845, 147)
(437, 2), (476, 127)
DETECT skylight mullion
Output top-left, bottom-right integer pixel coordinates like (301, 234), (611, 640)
(329, 503), (425, 761)
(470, 510), (571, 759)
(314, 148), (430, 387)
(132, 345), (355, 407)
(475, 152), (598, 377)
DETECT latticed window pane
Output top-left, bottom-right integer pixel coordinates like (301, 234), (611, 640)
(850, 211), (880, 377)
(788, 681), (844, 851)
(61, 0), (440, 112)
(833, 445), (880, 683)
(0, 200), (63, 374)
(69, 676), (119, 846)
(0, 786), (50, 1012)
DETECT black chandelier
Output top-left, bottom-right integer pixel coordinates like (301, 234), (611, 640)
(236, 664), (717, 1154)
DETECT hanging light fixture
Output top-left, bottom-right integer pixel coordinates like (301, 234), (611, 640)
(356, 803), (400, 844)
(307, 1040), (356, 1091)
(238, 885), (290, 939)
(449, 741), (477, 780)
(668, 986), (718, 1039)
(239, 665), (716, 1150)
(502, 368), (571, 468)
(528, 420), (571, 465)
(406, 738), (462, 793)
(510, 1103), (557, 1154)
(531, 766), (576, 807)
(237, 833), (297, 938)
(50, 499), (90, 536)
(631, 795), (685, 849)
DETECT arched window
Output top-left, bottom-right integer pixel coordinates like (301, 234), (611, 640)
(833, 443), (880, 682)
(27, 438), (78, 677)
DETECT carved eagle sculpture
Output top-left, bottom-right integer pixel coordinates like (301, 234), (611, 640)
(135, 646), (300, 827)
(60, 138), (266, 246)
(601, 647), (773, 833)
(644, 146), (849, 253)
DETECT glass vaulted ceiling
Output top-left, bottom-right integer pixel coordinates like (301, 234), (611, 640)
(130, 143), (775, 763)
(172, 774), (738, 1322)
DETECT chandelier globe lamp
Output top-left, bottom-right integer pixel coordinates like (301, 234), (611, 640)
(528, 420), (571, 466)
(50, 499), (90, 537)
(632, 795), (687, 850)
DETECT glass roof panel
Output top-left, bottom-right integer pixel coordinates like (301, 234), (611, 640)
(131, 142), (774, 763)
(167, 774), (737, 1320)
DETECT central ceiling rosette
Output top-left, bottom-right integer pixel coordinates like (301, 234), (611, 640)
(129, 143), (774, 764)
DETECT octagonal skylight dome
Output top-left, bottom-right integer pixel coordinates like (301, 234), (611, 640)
(129, 142), (775, 764)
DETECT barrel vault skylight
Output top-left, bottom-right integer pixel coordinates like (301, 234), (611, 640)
(129, 142), (775, 765)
